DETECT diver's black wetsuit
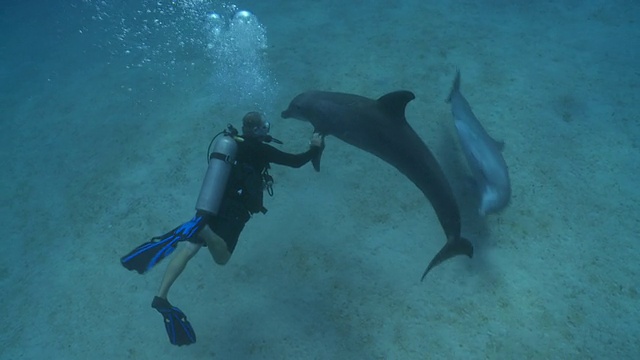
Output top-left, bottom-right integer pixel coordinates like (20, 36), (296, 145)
(190, 137), (319, 252)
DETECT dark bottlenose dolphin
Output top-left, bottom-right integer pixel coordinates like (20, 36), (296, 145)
(281, 90), (473, 279)
(446, 70), (511, 215)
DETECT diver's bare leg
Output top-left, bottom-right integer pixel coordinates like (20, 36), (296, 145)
(156, 242), (201, 299)
(199, 226), (231, 265)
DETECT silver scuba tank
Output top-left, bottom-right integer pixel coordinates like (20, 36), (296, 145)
(195, 134), (238, 215)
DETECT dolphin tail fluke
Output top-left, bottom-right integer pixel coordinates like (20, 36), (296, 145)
(445, 69), (461, 103)
(421, 236), (473, 281)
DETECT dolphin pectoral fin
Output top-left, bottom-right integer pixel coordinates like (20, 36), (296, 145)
(312, 146), (324, 172)
(421, 236), (473, 281)
(311, 134), (325, 172)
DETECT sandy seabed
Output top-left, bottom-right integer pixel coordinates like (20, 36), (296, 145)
(1, 1), (638, 359)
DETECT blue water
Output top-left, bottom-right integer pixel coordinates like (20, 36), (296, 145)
(1, 0), (638, 358)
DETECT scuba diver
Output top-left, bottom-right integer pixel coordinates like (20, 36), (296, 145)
(120, 111), (323, 346)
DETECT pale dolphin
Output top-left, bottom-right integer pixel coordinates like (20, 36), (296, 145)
(446, 70), (511, 215)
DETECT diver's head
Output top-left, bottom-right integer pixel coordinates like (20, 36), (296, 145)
(242, 111), (270, 138)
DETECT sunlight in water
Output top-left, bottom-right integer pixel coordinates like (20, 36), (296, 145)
(83, 0), (278, 110)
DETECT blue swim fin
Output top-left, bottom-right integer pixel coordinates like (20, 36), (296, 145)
(120, 215), (204, 274)
(152, 296), (196, 346)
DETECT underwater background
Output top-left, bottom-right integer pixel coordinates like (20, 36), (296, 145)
(1, 0), (638, 358)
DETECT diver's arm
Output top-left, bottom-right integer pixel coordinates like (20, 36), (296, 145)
(265, 134), (323, 168)
(265, 145), (320, 168)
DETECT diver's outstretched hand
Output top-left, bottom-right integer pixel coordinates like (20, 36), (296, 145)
(309, 133), (324, 148)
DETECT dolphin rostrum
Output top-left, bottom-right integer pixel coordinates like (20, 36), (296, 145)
(446, 70), (511, 215)
(281, 90), (473, 279)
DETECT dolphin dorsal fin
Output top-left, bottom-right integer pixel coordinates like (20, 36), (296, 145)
(376, 91), (416, 121)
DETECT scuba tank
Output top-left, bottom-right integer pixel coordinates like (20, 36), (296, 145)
(195, 125), (239, 215)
